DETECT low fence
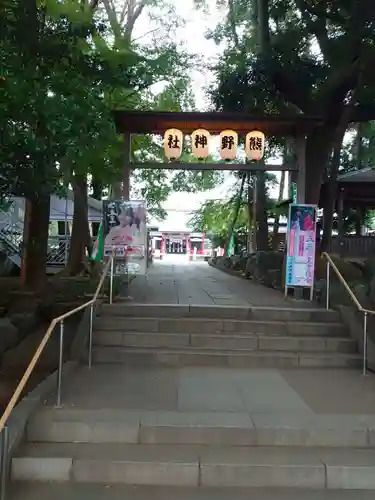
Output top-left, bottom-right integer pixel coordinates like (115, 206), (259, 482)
(330, 236), (375, 259)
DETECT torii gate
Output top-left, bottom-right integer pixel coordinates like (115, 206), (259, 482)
(111, 110), (323, 205)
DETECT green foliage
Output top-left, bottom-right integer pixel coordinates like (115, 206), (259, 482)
(0, 0), (149, 200)
(340, 122), (375, 173)
(208, 0), (375, 118)
(189, 173), (278, 243)
(129, 75), (224, 219)
(1, 0), (219, 220)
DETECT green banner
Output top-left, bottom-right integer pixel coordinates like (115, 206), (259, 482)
(227, 233), (235, 256)
(292, 183), (297, 203)
(90, 222), (103, 261)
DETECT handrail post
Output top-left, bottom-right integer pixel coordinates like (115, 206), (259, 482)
(88, 303), (94, 369)
(56, 319), (64, 407)
(326, 260), (330, 310)
(363, 311), (368, 376)
(0, 425), (9, 500)
(109, 255), (114, 304)
(0, 255), (113, 443)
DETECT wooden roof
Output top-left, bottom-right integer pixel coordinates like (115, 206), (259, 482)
(320, 168), (375, 208)
(113, 111), (324, 136)
(337, 168), (375, 184)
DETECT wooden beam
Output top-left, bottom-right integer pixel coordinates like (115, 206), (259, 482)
(129, 162), (298, 171)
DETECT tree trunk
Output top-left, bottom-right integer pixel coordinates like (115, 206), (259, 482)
(224, 174), (246, 255)
(255, 171), (269, 250)
(64, 174), (91, 276)
(254, 0), (270, 252)
(246, 172), (253, 253)
(355, 211), (361, 236)
(21, 195), (50, 289)
(304, 126), (336, 204)
(272, 170), (285, 250)
(111, 182), (122, 199)
(355, 123), (363, 170)
(320, 80), (362, 251)
(320, 135), (345, 252)
(92, 178), (103, 200)
(91, 178), (103, 237)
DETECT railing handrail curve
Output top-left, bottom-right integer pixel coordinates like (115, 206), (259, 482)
(0, 253), (114, 434)
(322, 251), (375, 316)
(322, 251), (375, 377)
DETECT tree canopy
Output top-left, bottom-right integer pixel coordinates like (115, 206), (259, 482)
(203, 0), (375, 203)
(1, 0), (221, 208)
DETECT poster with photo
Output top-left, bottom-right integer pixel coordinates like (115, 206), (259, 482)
(285, 204), (317, 289)
(102, 199), (147, 275)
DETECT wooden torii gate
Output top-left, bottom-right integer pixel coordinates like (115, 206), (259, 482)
(111, 110), (325, 207)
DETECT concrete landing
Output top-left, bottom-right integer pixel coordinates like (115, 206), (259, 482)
(130, 259), (312, 307)
(46, 365), (375, 415)
(9, 484), (375, 500)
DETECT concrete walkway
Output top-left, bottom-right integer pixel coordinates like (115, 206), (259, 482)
(130, 257), (311, 307)
(9, 484), (375, 500)
(51, 365), (375, 415)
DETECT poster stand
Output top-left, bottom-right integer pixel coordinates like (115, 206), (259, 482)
(284, 203), (317, 302)
(101, 199), (148, 298)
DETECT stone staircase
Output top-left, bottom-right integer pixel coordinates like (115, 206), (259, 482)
(92, 304), (360, 368)
(11, 304), (375, 495)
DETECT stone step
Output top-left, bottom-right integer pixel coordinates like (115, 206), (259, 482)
(12, 443), (375, 489)
(9, 483), (375, 500)
(95, 317), (347, 337)
(26, 408), (375, 448)
(100, 304), (341, 323)
(92, 346), (361, 368)
(94, 330), (356, 352)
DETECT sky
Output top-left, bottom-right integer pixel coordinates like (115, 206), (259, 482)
(132, 0), (284, 231)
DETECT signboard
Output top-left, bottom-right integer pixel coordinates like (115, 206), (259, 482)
(102, 199), (147, 275)
(285, 204), (317, 294)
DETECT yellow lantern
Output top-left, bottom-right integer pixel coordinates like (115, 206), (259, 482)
(191, 129), (210, 159)
(219, 130), (238, 161)
(245, 130), (265, 161)
(164, 128), (183, 160)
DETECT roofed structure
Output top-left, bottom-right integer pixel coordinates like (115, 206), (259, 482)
(320, 167), (375, 209)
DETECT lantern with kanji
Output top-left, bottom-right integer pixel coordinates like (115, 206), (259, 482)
(245, 130), (265, 161)
(164, 128), (183, 160)
(219, 130), (238, 161)
(191, 129), (210, 159)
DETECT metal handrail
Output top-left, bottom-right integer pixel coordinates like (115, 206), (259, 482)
(0, 251), (115, 499)
(323, 251), (375, 376)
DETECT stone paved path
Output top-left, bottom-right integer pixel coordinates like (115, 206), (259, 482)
(129, 257), (314, 308)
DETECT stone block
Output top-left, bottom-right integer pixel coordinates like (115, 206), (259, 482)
(200, 448), (325, 488)
(12, 457), (72, 481)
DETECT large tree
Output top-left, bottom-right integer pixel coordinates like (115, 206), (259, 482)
(1, 0), (224, 282)
(204, 0), (375, 205)
(0, 0), (150, 283)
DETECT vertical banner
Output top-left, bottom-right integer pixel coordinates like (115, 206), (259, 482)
(291, 182), (297, 203)
(89, 221), (103, 261)
(102, 200), (147, 275)
(285, 204), (317, 291)
(227, 233), (235, 256)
